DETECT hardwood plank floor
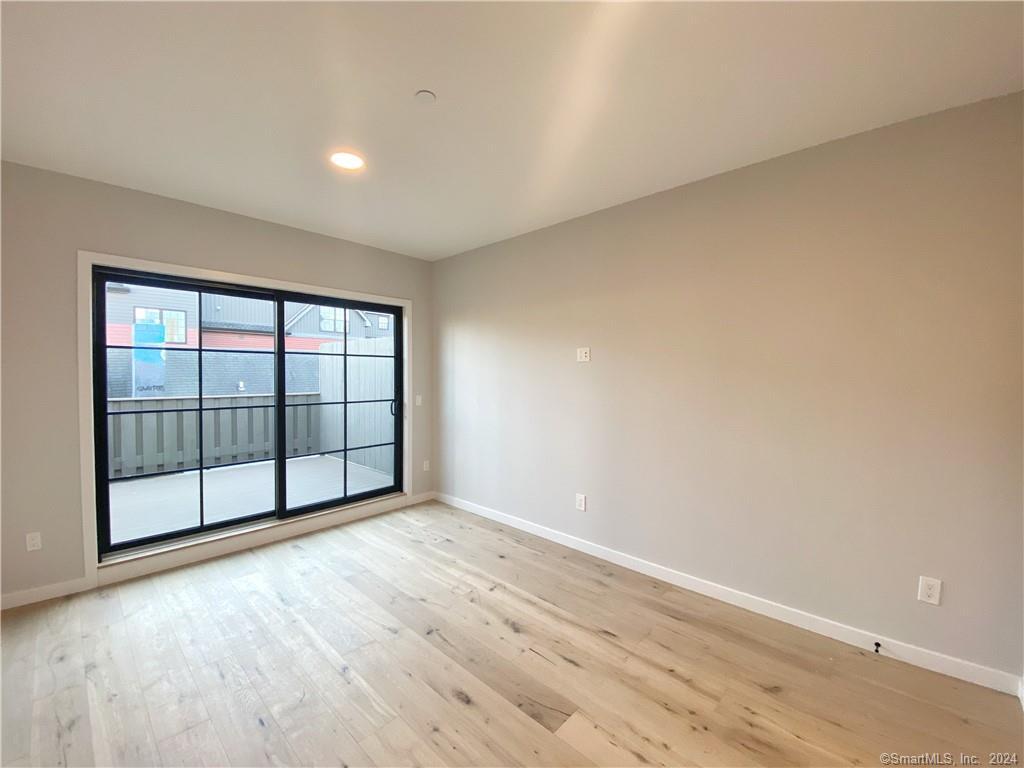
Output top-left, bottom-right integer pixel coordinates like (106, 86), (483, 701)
(2, 501), (1020, 767)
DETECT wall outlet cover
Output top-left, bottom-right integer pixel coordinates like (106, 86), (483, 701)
(917, 575), (942, 606)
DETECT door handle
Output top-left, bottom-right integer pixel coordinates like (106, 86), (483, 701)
(390, 399), (397, 417)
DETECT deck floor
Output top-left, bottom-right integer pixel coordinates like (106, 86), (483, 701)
(110, 454), (391, 543)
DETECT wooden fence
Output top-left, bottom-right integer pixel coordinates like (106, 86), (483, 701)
(107, 340), (396, 478)
(107, 394), (326, 477)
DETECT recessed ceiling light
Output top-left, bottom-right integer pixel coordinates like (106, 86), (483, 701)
(414, 89), (437, 104)
(329, 151), (366, 171)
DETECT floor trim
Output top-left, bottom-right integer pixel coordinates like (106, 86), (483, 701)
(437, 492), (1022, 697)
(1, 575), (97, 610)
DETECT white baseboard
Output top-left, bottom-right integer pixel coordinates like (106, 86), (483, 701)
(1, 575), (96, 610)
(437, 492), (1022, 697)
(1, 491), (436, 609)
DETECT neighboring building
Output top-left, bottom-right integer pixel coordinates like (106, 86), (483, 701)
(104, 283), (394, 401)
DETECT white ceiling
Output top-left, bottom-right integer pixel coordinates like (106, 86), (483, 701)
(3, 2), (1021, 260)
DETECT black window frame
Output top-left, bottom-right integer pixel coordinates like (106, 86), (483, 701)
(93, 265), (404, 557)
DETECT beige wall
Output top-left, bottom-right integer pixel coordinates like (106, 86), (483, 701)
(1, 163), (434, 594)
(434, 94), (1024, 675)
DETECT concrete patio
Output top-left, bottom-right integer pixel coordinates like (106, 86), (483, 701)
(109, 454), (392, 544)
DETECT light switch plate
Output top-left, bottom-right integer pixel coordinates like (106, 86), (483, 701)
(576, 347), (591, 363)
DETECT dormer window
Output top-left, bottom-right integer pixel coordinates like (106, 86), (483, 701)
(318, 306), (345, 333)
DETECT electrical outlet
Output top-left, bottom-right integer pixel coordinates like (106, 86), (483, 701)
(575, 493), (586, 512)
(423, 460), (430, 472)
(415, 394), (423, 407)
(26, 532), (42, 552)
(917, 576), (942, 606)
(576, 347), (591, 363)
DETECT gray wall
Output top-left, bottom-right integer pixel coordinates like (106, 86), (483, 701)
(433, 94), (1024, 675)
(1, 162), (434, 593)
(2, 95), (1021, 678)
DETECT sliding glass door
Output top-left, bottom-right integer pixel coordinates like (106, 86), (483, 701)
(93, 266), (403, 556)
(282, 302), (397, 514)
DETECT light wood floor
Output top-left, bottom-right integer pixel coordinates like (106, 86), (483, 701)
(2, 502), (1020, 767)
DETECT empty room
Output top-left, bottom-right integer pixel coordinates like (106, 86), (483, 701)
(1, 2), (1022, 766)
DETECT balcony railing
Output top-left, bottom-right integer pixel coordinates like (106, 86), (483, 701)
(107, 393), (364, 478)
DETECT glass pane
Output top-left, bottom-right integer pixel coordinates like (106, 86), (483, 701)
(346, 402), (394, 449)
(319, 306), (337, 332)
(286, 455), (344, 509)
(135, 307), (160, 324)
(346, 447), (394, 496)
(284, 301), (344, 354)
(346, 356), (394, 402)
(201, 351), (275, 401)
(203, 461), (275, 525)
(107, 348), (198, 408)
(285, 352), (342, 404)
(162, 310), (187, 344)
(107, 411), (199, 479)
(202, 407), (275, 467)
(285, 403), (343, 456)
(201, 293), (276, 351)
(346, 309), (395, 356)
(109, 470), (200, 544)
(105, 281), (198, 348)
